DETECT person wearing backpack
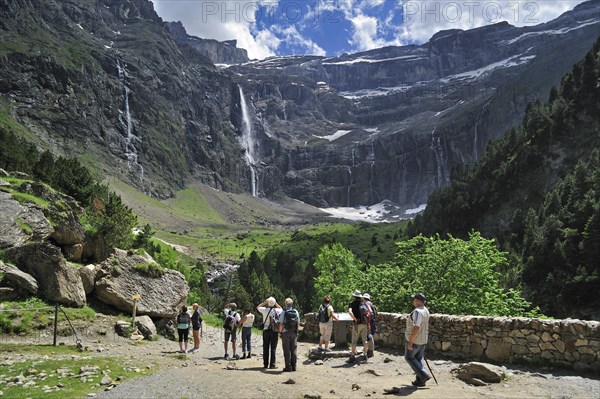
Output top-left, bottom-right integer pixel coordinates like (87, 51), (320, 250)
(348, 290), (369, 363)
(257, 296), (283, 369)
(176, 305), (191, 354)
(363, 293), (377, 358)
(318, 295), (338, 352)
(278, 298), (300, 372)
(223, 302), (241, 359)
(238, 307), (255, 359)
(190, 302), (203, 353)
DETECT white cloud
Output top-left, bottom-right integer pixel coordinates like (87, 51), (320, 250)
(271, 25), (327, 56)
(349, 13), (401, 51)
(399, 0), (588, 44)
(153, 0), (280, 59)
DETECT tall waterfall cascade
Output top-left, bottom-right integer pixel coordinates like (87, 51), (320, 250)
(430, 126), (449, 187)
(238, 85), (259, 197)
(116, 60), (144, 186)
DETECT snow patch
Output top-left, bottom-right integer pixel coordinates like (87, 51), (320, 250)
(404, 204), (427, 215)
(314, 130), (353, 141)
(323, 55), (425, 66)
(505, 19), (600, 45)
(321, 201), (400, 223)
(441, 54), (537, 82)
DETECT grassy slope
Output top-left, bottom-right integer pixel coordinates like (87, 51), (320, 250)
(108, 177), (407, 265)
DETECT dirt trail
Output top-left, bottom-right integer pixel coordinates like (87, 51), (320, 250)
(90, 325), (599, 399)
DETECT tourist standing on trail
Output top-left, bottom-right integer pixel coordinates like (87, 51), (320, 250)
(190, 303), (203, 353)
(176, 305), (191, 354)
(404, 293), (431, 387)
(348, 290), (369, 363)
(257, 297), (282, 369)
(238, 307), (255, 359)
(318, 295), (338, 351)
(223, 302), (241, 359)
(363, 293), (378, 358)
(279, 298), (300, 372)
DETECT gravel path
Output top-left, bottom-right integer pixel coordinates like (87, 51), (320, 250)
(91, 325), (600, 399)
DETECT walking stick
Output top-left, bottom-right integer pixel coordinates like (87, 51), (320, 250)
(424, 356), (439, 385)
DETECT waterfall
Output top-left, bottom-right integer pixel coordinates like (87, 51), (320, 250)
(369, 161), (375, 202)
(116, 60), (144, 186)
(239, 85), (258, 197)
(351, 147), (356, 166)
(347, 166), (352, 207)
(430, 126), (448, 187)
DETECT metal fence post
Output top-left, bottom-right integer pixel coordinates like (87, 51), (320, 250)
(53, 303), (59, 346)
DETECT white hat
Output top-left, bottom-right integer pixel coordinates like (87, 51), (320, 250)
(352, 290), (362, 298)
(363, 293), (371, 300)
(266, 297), (276, 307)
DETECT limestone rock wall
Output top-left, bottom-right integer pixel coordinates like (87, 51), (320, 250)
(303, 312), (600, 372)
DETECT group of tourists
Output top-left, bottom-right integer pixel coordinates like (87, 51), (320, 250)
(175, 291), (432, 386)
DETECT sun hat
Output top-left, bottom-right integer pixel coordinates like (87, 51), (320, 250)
(411, 293), (426, 301)
(363, 293), (371, 300)
(266, 297), (276, 307)
(352, 290), (362, 298)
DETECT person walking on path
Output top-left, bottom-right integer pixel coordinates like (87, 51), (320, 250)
(279, 298), (300, 372)
(223, 303), (241, 359)
(348, 290), (369, 363)
(404, 293), (431, 387)
(176, 305), (191, 354)
(318, 295), (338, 351)
(363, 293), (378, 358)
(257, 297), (282, 369)
(238, 307), (255, 359)
(190, 303), (203, 353)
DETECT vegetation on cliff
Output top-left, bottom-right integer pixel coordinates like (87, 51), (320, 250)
(408, 39), (600, 319)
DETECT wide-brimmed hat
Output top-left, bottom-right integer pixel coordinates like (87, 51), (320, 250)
(352, 290), (362, 298)
(266, 297), (276, 307)
(363, 293), (371, 300)
(411, 293), (426, 301)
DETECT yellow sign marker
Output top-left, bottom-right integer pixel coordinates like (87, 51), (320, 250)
(131, 294), (141, 300)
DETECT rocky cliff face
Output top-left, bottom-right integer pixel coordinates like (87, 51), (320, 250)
(1, 0), (598, 208)
(166, 21), (249, 65)
(227, 1), (600, 207)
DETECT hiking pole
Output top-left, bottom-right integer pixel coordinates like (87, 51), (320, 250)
(424, 357), (438, 385)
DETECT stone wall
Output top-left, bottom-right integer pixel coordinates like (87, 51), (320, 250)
(302, 313), (600, 372)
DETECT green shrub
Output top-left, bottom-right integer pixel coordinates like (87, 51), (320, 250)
(132, 262), (165, 278)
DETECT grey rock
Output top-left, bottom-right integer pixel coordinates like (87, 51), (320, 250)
(94, 249), (189, 318)
(100, 375), (112, 386)
(135, 315), (157, 340)
(4, 242), (86, 307)
(0, 261), (38, 295)
(0, 192), (53, 248)
(283, 378), (296, 384)
(454, 362), (505, 385)
(78, 264), (99, 295)
(114, 321), (132, 337)
(0, 168), (8, 176)
(303, 393), (322, 399)
(0, 287), (18, 301)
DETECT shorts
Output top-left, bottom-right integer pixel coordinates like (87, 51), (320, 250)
(351, 323), (368, 346)
(225, 329), (237, 342)
(192, 323), (201, 331)
(319, 322), (333, 342)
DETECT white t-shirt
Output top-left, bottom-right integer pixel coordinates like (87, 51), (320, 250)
(242, 313), (255, 328)
(257, 306), (283, 330)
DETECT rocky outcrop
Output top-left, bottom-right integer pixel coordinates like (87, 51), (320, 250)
(94, 249), (189, 318)
(0, 261), (38, 295)
(166, 21), (249, 64)
(79, 264), (99, 295)
(0, 191), (53, 248)
(4, 242), (86, 307)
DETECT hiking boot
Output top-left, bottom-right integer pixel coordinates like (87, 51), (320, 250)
(248, 352), (252, 358)
(291, 365), (296, 372)
(367, 350), (374, 358)
(282, 367), (291, 372)
(347, 355), (356, 364)
(324, 348), (332, 353)
(233, 354), (240, 360)
(241, 353), (247, 359)
(224, 353), (229, 359)
(269, 365), (277, 369)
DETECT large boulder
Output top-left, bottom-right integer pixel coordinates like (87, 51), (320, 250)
(453, 362), (506, 385)
(0, 191), (54, 248)
(79, 264), (100, 295)
(0, 260), (38, 295)
(94, 249), (189, 318)
(4, 242), (86, 307)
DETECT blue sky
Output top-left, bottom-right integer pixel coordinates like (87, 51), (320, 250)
(153, 0), (586, 59)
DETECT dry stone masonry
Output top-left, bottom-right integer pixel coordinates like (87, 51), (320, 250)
(303, 312), (599, 372)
